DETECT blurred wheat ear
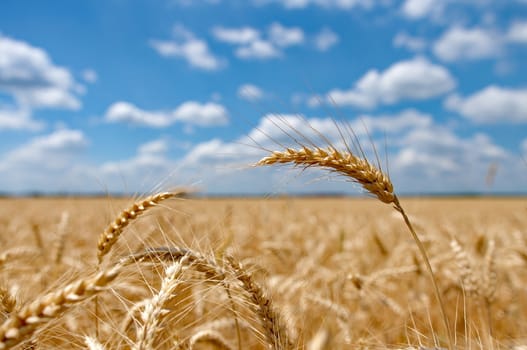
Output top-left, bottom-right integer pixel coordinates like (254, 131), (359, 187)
(255, 120), (454, 350)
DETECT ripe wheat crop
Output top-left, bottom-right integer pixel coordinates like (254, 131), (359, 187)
(0, 120), (526, 349)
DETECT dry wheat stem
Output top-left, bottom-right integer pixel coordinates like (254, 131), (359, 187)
(0, 264), (121, 350)
(97, 192), (182, 263)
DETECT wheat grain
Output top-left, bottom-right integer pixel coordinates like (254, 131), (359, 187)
(0, 264), (121, 349)
(97, 192), (182, 263)
(132, 257), (189, 350)
(257, 146), (395, 204)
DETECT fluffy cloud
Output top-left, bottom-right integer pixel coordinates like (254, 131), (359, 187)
(400, 0), (439, 19)
(327, 57), (455, 109)
(522, 139), (527, 155)
(313, 28), (339, 51)
(105, 102), (172, 127)
(237, 84), (264, 101)
(213, 23), (309, 60)
(0, 106), (43, 131)
(0, 34), (82, 113)
(212, 26), (260, 44)
(268, 22), (305, 47)
(100, 139), (173, 178)
(105, 101), (229, 127)
(393, 32), (426, 52)
(507, 20), (527, 43)
(173, 101), (229, 126)
(0, 129), (88, 173)
(235, 40), (281, 59)
(255, 0), (374, 10)
(433, 26), (502, 62)
(150, 24), (225, 70)
(444, 86), (527, 123)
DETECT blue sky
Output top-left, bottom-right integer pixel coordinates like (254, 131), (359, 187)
(0, 0), (526, 195)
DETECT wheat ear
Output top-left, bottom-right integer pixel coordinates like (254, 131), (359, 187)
(129, 247), (294, 350)
(258, 146), (395, 204)
(257, 145), (453, 350)
(97, 191), (181, 263)
(132, 257), (189, 350)
(0, 265), (121, 349)
(226, 257), (293, 350)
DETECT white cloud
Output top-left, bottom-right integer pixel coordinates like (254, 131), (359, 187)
(105, 101), (229, 128)
(433, 26), (502, 62)
(138, 139), (169, 155)
(356, 109), (434, 134)
(212, 25), (282, 60)
(173, 101), (229, 126)
(238, 84), (264, 101)
(105, 102), (172, 127)
(444, 86), (527, 124)
(255, 0), (375, 10)
(100, 138), (173, 176)
(150, 24), (225, 70)
(82, 69), (98, 83)
(313, 28), (339, 51)
(0, 106), (43, 131)
(0, 129), (88, 172)
(393, 32), (426, 52)
(212, 27), (260, 45)
(268, 22), (305, 47)
(400, 0), (440, 19)
(327, 57), (456, 109)
(213, 23), (313, 60)
(235, 40), (281, 59)
(522, 139), (527, 155)
(212, 26), (261, 44)
(507, 20), (527, 43)
(0, 34), (82, 111)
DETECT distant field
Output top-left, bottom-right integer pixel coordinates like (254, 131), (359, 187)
(1, 196), (526, 349)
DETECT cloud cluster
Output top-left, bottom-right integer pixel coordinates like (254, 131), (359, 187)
(0, 34), (84, 131)
(255, 0), (374, 10)
(433, 26), (502, 62)
(326, 57), (456, 109)
(213, 23), (338, 60)
(213, 22), (304, 59)
(104, 101), (229, 128)
(237, 84), (264, 101)
(150, 24), (225, 70)
(445, 86), (527, 124)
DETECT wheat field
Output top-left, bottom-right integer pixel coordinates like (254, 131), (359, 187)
(0, 195), (526, 349)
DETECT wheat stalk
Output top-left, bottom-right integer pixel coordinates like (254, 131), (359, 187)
(97, 191), (182, 263)
(0, 265), (121, 350)
(128, 247), (293, 350)
(132, 257), (189, 350)
(226, 256), (294, 350)
(257, 144), (454, 349)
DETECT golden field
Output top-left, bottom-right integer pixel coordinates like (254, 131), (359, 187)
(0, 196), (526, 349)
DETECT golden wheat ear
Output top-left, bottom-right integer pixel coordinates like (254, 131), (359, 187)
(96, 191), (185, 264)
(257, 146), (395, 204)
(255, 126), (454, 350)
